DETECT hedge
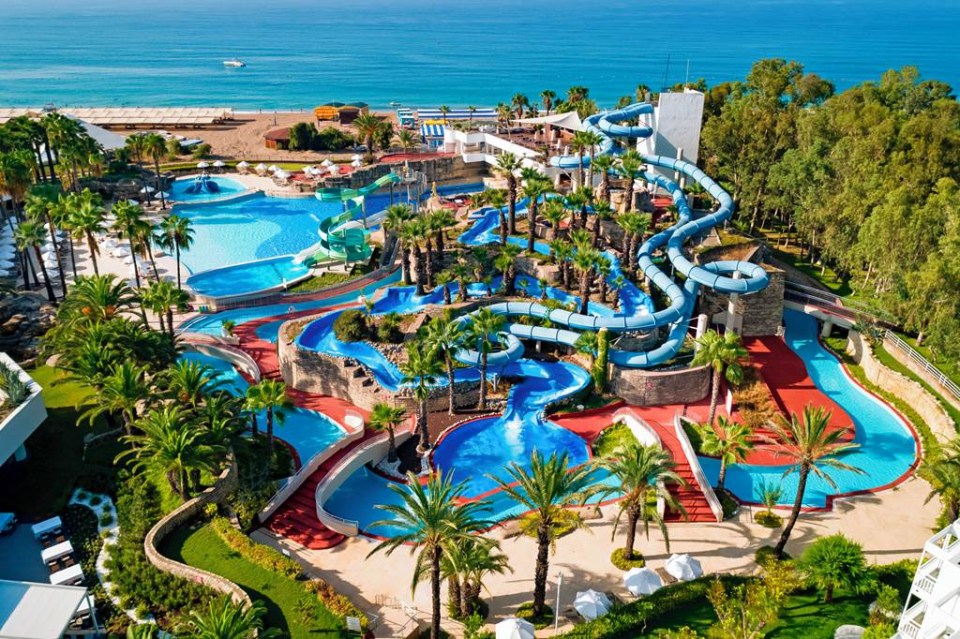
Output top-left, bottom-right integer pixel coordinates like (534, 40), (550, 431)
(305, 579), (369, 628)
(561, 575), (748, 639)
(210, 517), (303, 579)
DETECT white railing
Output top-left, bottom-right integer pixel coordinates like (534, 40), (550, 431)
(674, 414), (724, 523)
(258, 427), (363, 522)
(314, 431), (413, 537)
(917, 575), (937, 595)
(181, 341), (261, 383)
(884, 331), (960, 406)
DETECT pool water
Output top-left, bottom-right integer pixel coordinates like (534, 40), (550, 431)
(701, 309), (917, 507)
(186, 256), (310, 299)
(170, 176), (247, 203)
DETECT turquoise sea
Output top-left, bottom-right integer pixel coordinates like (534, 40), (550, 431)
(0, 0), (957, 109)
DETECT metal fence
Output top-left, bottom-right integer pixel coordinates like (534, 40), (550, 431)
(884, 331), (960, 406)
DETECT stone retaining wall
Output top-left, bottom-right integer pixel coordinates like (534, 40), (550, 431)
(143, 456), (250, 607)
(846, 331), (956, 444)
(700, 265), (785, 337)
(610, 363), (711, 406)
(882, 339), (960, 415)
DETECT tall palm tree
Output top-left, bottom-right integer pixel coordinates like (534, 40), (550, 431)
(422, 319), (466, 415)
(184, 596), (279, 639)
(399, 341), (443, 453)
(124, 132), (147, 170)
(491, 451), (599, 616)
(158, 214), (194, 290)
(616, 150), (644, 212)
(764, 405), (863, 558)
(540, 90), (557, 116)
(616, 211), (650, 274)
(15, 220), (57, 303)
(573, 245), (600, 314)
(563, 186), (591, 230)
(698, 416), (755, 491)
(369, 471), (489, 639)
(117, 406), (224, 500)
(494, 243), (522, 296)
(142, 133), (168, 209)
(383, 204), (413, 283)
(691, 330), (748, 427)
(570, 131), (595, 188)
(428, 208), (455, 261)
(522, 174), (552, 253)
(60, 274), (137, 323)
(243, 384), (263, 438)
(353, 113), (383, 156)
(142, 279), (188, 339)
(369, 402), (407, 463)
(465, 307), (505, 410)
(484, 188), (508, 244)
(541, 199), (566, 244)
(252, 379), (289, 454)
(402, 219), (427, 296)
(164, 359), (224, 409)
(112, 200), (147, 290)
(450, 262), (471, 303)
(67, 190), (106, 276)
(591, 154), (616, 203)
(81, 362), (150, 433)
(591, 200), (613, 247)
(595, 253), (612, 303)
(596, 442), (685, 560)
(435, 535), (511, 619)
(25, 189), (68, 297)
(495, 153), (521, 235)
(394, 129), (418, 153)
(552, 239), (574, 289)
(41, 113), (83, 185)
(511, 93), (529, 120)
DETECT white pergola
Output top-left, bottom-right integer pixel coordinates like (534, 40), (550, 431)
(0, 579), (96, 639)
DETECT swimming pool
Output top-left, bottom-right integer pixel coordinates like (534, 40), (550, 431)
(186, 256), (310, 299)
(701, 309), (917, 507)
(170, 176), (247, 202)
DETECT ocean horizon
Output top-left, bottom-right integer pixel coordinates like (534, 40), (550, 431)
(1, 0), (957, 110)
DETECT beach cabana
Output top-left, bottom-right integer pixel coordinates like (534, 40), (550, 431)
(264, 128), (291, 150)
(314, 103), (344, 121)
(337, 102), (368, 125)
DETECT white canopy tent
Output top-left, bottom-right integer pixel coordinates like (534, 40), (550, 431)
(573, 589), (612, 620)
(0, 579), (96, 639)
(513, 110), (585, 132)
(623, 567), (663, 596)
(665, 554), (703, 582)
(494, 617), (535, 639)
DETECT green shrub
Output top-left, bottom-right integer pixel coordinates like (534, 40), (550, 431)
(755, 545), (791, 565)
(516, 602), (554, 630)
(165, 137), (182, 159)
(288, 122), (316, 151)
(89, 495), (102, 506)
(305, 579), (368, 627)
(754, 510), (782, 528)
(62, 504), (102, 587)
(611, 547), (645, 570)
(202, 502), (219, 519)
(375, 313), (404, 343)
(862, 622), (897, 639)
(798, 534), (869, 601)
(191, 143), (212, 160)
(210, 517), (303, 579)
(99, 511), (114, 527)
(315, 127), (355, 151)
(333, 309), (369, 342)
(0, 363), (30, 407)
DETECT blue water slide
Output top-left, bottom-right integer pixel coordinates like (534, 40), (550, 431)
(548, 103), (654, 170)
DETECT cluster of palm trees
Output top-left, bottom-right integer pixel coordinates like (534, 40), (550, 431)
(126, 595), (277, 639)
(351, 113), (395, 159)
(924, 438), (960, 526)
(382, 203), (457, 295)
(371, 441), (684, 639)
(125, 132), (174, 209)
(493, 87), (600, 134)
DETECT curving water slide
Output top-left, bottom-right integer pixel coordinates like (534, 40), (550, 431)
(296, 173), (402, 266)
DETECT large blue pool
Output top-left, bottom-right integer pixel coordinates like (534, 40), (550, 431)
(186, 256), (311, 299)
(700, 309), (917, 507)
(170, 176), (247, 203)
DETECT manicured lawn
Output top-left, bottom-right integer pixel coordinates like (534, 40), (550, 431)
(287, 271), (356, 293)
(592, 422), (638, 458)
(0, 366), (120, 517)
(769, 247), (852, 297)
(162, 522), (344, 639)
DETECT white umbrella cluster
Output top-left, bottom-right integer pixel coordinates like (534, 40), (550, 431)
(197, 161), (210, 169)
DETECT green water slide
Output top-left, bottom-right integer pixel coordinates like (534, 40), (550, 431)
(298, 172), (402, 266)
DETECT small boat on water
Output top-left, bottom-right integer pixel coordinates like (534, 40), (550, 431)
(389, 101), (402, 107)
(223, 59), (246, 68)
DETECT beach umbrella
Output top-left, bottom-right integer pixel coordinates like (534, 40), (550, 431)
(155, 191), (171, 199)
(255, 163), (268, 173)
(267, 164), (279, 173)
(573, 590), (612, 620)
(665, 554), (703, 582)
(122, 256), (135, 265)
(237, 161), (250, 169)
(101, 238), (118, 250)
(351, 159), (363, 168)
(274, 170), (290, 179)
(351, 154), (363, 161)
(495, 618), (534, 639)
(197, 161), (210, 169)
(112, 246), (131, 258)
(321, 159), (334, 167)
(623, 567), (662, 597)
(139, 185), (155, 194)
(212, 160), (226, 168)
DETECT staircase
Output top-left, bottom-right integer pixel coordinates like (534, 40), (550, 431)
(264, 470), (346, 549)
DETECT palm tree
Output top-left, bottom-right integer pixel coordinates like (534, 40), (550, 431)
(399, 341), (443, 453)
(253, 379), (289, 454)
(394, 129), (419, 153)
(596, 442), (685, 560)
(25, 190), (67, 297)
(491, 451), (599, 616)
(184, 596), (279, 639)
(573, 245), (600, 315)
(61, 274), (137, 322)
(495, 153), (521, 235)
(465, 307), (505, 410)
(484, 188), (508, 244)
(552, 239), (574, 289)
(764, 405), (863, 558)
(494, 242), (522, 296)
(563, 186), (590, 230)
(158, 214), (194, 290)
(369, 402), (407, 463)
(540, 90), (557, 115)
(924, 456), (960, 523)
(428, 208), (455, 261)
(422, 319), (466, 415)
(616, 211), (650, 274)
(692, 330), (748, 427)
(142, 279), (188, 339)
(541, 199), (566, 244)
(402, 219), (427, 296)
(511, 93), (529, 120)
(698, 416), (755, 491)
(595, 253), (612, 303)
(369, 471), (489, 639)
(82, 362), (150, 433)
(522, 174), (552, 253)
(353, 113), (383, 156)
(616, 150), (644, 212)
(67, 190), (106, 276)
(124, 132), (147, 170)
(591, 154), (616, 203)
(591, 200), (613, 247)
(112, 200), (147, 289)
(41, 113), (83, 185)
(495, 103), (512, 134)
(142, 133), (168, 209)
(164, 359), (224, 409)
(383, 204), (413, 284)
(436, 535), (511, 619)
(450, 262), (471, 303)
(118, 406), (224, 499)
(438, 105), (451, 125)
(570, 130), (597, 188)
(243, 384), (262, 438)
(15, 220), (57, 303)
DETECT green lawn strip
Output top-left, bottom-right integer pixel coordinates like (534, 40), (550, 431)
(161, 523), (343, 639)
(765, 591), (868, 638)
(769, 248), (851, 296)
(287, 271), (356, 293)
(873, 344), (960, 434)
(897, 333), (960, 394)
(0, 366), (120, 516)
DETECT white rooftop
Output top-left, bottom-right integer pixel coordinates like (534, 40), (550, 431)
(0, 579), (88, 639)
